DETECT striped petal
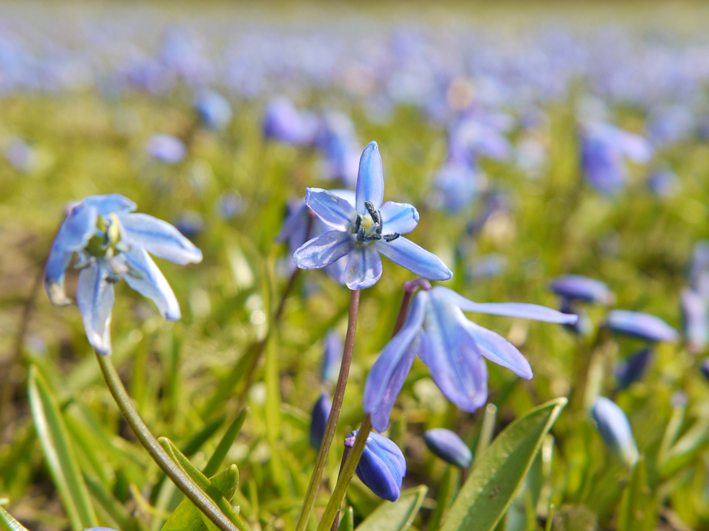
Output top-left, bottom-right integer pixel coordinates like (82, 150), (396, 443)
(118, 213), (203, 265)
(305, 188), (357, 231)
(344, 244), (382, 290)
(294, 230), (354, 269)
(120, 247), (181, 321)
(380, 201), (419, 235)
(376, 237), (452, 281)
(355, 141), (384, 214)
(77, 259), (114, 356)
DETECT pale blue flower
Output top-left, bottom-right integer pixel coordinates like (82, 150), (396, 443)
(147, 134), (187, 164)
(195, 88), (233, 131)
(605, 309), (678, 343)
(592, 397), (639, 467)
(363, 286), (577, 430)
(293, 142), (452, 290)
(44, 194), (202, 355)
(424, 428), (472, 468)
(345, 430), (406, 502)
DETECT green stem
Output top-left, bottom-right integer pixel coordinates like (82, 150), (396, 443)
(473, 403), (497, 463)
(95, 353), (240, 531)
(295, 289), (361, 531)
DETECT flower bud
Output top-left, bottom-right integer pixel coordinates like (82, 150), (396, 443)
(309, 392), (331, 450)
(592, 397), (639, 467)
(423, 428), (472, 468)
(321, 330), (343, 385)
(549, 275), (614, 305)
(605, 309), (678, 343)
(615, 348), (653, 389)
(681, 288), (708, 354)
(345, 430), (406, 502)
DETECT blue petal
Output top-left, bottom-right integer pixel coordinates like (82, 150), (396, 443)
(380, 202), (419, 235)
(321, 330), (343, 384)
(82, 194), (136, 215)
(355, 141), (385, 214)
(309, 392), (332, 450)
(305, 188), (357, 231)
(421, 294), (489, 412)
(592, 397), (639, 467)
(363, 291), (427, 431)
(355, 432), (405, 502)
(120, 247), (181, 320)
(294, 230), (354, 269)
(548, 275), (613, 305)
(605, 309), (679, 343)
(345, 244), (382, 290)
(459, 315), (533, 379)
(45, 202), (98, 306)
(77, 259), (114, 356)
(434, 287), (577, 324)
(375, 237), (452, 281)
(424, 429), (473, 468)
(118, 213), (203, 265)
(275, 200), (308, 243)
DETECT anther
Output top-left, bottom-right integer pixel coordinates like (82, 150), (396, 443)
(106, 273), (121, 284)
(354, 214), (362, 234)
(357, 226), (366, 242)
(384, 233), (400, 242)
(365, 201), (380, 224)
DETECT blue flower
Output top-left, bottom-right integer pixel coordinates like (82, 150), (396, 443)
(548, 275), (614, 305)
(423, 428), (472, 468)
(363, 286), (577, 431)
(195, 89), (233, 131)
(605, 309), (678, 343)
(681, 287), (708, 354)
(345, 430), (406, 502)
(309, 392), (331, 450)
(262, 97), (318, 146)
(44, 194), (203, 355)
(293, 142), (453, 290)
(320, 330), (343, 384)
(592, 397), (639, 467)
(615, 348), (653, 390)
(146, 134), (187, 164)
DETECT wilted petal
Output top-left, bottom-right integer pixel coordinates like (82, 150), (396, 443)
(548, 275), (614, 305)
(45, 201), (99, 305)
(605, 309), (679, 343)
(434, 286), (576, 324)
(120, 247), (181, 321)
(345, 245), (382, 290)
(83, 194), (136, 215)
(364, 292), (427, 431)
(305, 188), (357, 231)
(346, 430), (405, 502)
(294, 230), (354, 269)
(376, 237), (452, 281)
(380, 202), (419, 235)
(424, 428), (473, 468)
(77, 259), (114, 356)
(119, 213), (203, 265)
(459, 315), (533, 379)
(592, 397), (639, 467)
(421, 294), (489, 412)
(355, 141), (384, 213)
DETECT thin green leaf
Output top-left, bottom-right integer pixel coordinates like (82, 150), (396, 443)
(203, 408), (249, 478)
(355, 486), (428, 531)
(338, 507), (354, 531)
(441, 398), (567, 531)
(0, 506), (30, 531)
(84, 473), (135, 531)
(659, 415), (709, 478)
(617, 456), (655, 531)
(27, 366), (97, 531)
(427, 467), (459, 531)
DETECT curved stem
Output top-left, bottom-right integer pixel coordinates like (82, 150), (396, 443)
(95, 353), (240, 531)
(295, 289), (361, 531)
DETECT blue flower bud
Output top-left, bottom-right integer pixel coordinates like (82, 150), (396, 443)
(321, 330), (343, 384)
(309, 392), (331, 450)
(615, 348), (653, 389)
(345, 430), (406, 502)
(605, 309), (679, 343)
(548, 275), (614, 305)
(700, 358), (709, 383)
(592, 397), (639, 467)
(681, 288), (708, 354)
(423, 428), (472, 468)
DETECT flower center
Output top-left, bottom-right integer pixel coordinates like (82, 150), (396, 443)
(353, 201), (400, 243)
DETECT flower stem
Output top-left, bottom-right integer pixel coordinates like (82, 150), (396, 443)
(95, 352), (240, 531)
(473, 403), (497, 464)
(295, 289), (361, 531)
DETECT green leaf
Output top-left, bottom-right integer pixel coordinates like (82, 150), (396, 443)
(27, 365), (98, 531)
(441, 398), (567, 531)
(203, 408), (249, 478)
(338, 507), (354, 531)
(617, 456), (655, 531)
(355, 486), (428, 531)
(0, 506), (30, 531)
(659, 415), (709, 478)
(161, 466), (241, 531)
(427, 467), (459, 531)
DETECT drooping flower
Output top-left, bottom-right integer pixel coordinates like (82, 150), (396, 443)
(293, 142), (452, 290)
(363, 286), (577, 431)
(423, 428), (472, 468)
(591, 397), (639, 467)
(345, 430), (406, 502)
(605, 309), (678, 343)
(309, 392), (331, 450)
(548, 275), (614, 305)
(44, 194), (202, 355)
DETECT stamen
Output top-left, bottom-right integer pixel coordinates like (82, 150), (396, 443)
(353, 214), (362, 234)
(384, 233), (400, 242)
(357, 226), (366, 242)
(106, 273), (121, 284)
(115, 241), (131, 253)
(364, 201), (380, 224)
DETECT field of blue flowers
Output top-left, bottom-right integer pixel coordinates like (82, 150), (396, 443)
(2, 3), (709, 531)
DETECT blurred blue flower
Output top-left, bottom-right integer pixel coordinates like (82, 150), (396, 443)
(558, 297), (595, 337)
(549, 275), (614, 305)
(293, 142), (452, 290)
(681, 287), (708, 354)
(605, 309), (678, 343)
(4, 137), (36, 172)
(195, 88), (233, 131)
(173, 211), (204, 240)
(700, 358), (709, 382)
(345, 430), (405, 502)
(146, 134), (187, 164)
(467, 254), (507, 280)
(314, 111), (360, 187)
(648, 168), (681, 198)
(592, 397), (639, 467)
(423, 428), (472, 468)
(262, 97), (318, 146)
(580, 121), (652, 195)
(466, 190), (510, 236)
(321, 330), (343, 384)
(309, 392), (331, 450)
(363, 286), (577, 430)
(44, 194), (202, 355)
(615, 348), (653, 389)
